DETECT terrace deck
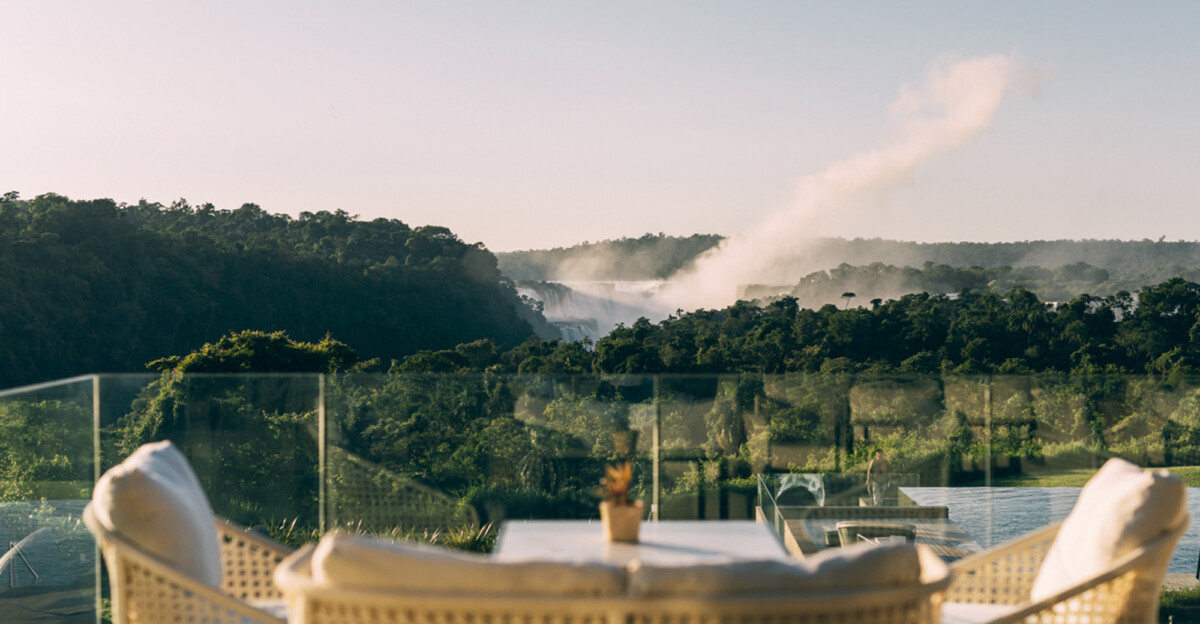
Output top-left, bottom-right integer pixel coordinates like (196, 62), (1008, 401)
(773, 503), (983, 562)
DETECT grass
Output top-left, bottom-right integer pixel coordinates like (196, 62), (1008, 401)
(982, 466), (1200, 487)
(1160, 588), (1200, 623)
(12, 480), (91, 499)
(262, 517), (497, 552)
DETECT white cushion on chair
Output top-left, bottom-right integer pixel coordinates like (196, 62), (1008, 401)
(92, 441), (222, 587)
(313, 532), (626, 596)
(941, 601), (1014, 624)
(627, 541), (922, 597)
(1030, 457), (1186, 601)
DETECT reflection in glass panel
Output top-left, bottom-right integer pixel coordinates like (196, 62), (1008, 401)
(6, 370), (1200, 623)
(0, 377), (96, 624)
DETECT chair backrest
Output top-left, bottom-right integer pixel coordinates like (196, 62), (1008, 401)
(1013, 515), (1188, 623)
(274, 541), (952, 624)
(1030, 458), (1187, 602)
(1109, 516), (1188, 623)
(86, 441), (284, 624)
(84, 502), (207, 623)
(90, 441), (223, 586)
(85, 504), (287, 624)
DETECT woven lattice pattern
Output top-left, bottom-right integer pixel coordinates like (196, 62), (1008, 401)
(275, 546), (952, 624)
(85, 504), (289, 624)
(327, 447), (478, 533)
(307, 600), (612, 624)
(1002, 569), (1139, 624)
(946, 522), (1059, 606)
(627, 598), (940, 624)
(944, 519), (1186, 624)
(118, 555), (283, 624)
(297, 596), (939, 624)
(217, 519), (292, 602)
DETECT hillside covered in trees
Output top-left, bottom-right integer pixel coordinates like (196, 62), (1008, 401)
(397, 277), (1200, 380)
(0, 192), (548, 388)
(10, 195), (1200, 390)
(497, 233), (723, 280)
(740, 260), (1200, 309)
(94, 278), (1200, 528)
(501, 233), (1200, 285)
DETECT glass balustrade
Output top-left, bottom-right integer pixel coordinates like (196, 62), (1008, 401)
(3, 371), (1200, 622)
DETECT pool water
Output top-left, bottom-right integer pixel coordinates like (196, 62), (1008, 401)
(902, 487), (1199, 574)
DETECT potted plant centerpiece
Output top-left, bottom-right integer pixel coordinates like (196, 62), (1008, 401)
(600, 461), (644, 542)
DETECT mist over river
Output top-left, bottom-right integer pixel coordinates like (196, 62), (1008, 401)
(516, 280), (673, 342)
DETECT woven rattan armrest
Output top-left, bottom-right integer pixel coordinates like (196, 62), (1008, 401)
(950, 520), (1186, 624)
(945, 522), (1060, 606)
(216, 517), (293, 601)
(84, 504), (288, 624)
(274, 543), (953, 624)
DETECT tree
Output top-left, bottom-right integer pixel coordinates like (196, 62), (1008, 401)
(0, 194), (542, 388)
(149, 330), (360, 374)
(0, 400), (92, 500)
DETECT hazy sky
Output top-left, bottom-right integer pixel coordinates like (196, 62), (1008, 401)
(4, 2), (1198, 252)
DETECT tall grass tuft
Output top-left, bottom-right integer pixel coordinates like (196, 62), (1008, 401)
(260, 517), (496, 552)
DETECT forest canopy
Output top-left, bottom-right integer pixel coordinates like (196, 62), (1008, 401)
(0, 192), (543, 388)
(500, 233), (1200, 285)
(8, 193), (1200, 389)
(396, 278), (1200, 381)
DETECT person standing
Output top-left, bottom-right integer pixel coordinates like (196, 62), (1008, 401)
(866, 449), (891, 506)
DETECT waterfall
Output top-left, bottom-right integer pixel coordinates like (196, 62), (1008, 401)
(515, 280), (672, 343)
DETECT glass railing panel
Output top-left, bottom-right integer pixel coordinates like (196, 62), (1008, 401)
(0, 376), (97, 624)
(324, 373), (499, 535)
(324, 374), (680, 532)
(322, 373), (661, 544)
(653, 374), (716, 520)
(7, 369), (1200, 610)
(1148, 375), (1200, 575)
(104, 373), (323, 529)
(759, 373), (849, 476)
(94, 374), (158, 471)
(652, 375), (759, 520)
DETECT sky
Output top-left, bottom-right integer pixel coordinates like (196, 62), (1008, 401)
(4, 2), (1199, 253)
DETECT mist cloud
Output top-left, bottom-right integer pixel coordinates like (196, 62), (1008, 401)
(661, 54), (1048, 311)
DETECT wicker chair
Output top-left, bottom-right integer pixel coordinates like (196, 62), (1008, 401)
(84, 502), (293, 624)
(943, 515), (1189, 623)
(274, 543), (953, 624)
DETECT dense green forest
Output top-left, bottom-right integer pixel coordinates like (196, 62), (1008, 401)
(97, 303), (1200, 531)
(0, 192), (548, 389)
(14, 262), (1200, 536)
(8, 193), (1200, 391)
(795, 237), (1200, 279)
(500, 233), (1200, 284)
(398, 278), (1200, 380)
(741, 260), (1200, 309)
(497, 233), (723, 280)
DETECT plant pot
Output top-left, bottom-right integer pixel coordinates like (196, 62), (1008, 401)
(600, 499), (644, 542)
(612, 430), (638, 457)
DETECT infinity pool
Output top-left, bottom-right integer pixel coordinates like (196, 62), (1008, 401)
(903, 487), (1199, 574)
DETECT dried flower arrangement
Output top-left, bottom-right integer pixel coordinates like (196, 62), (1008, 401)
(599, 460), (643, 542)
(603, 461), (634, 505)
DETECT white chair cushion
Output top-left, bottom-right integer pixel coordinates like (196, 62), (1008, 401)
(1030, 457), (1186, 601)
(91, 441), (222, 587)
(313, 532), (626, 596)
(627, 541), (921, 597)
(941, 601), (1015, 624)
(247, 599), (290, 620)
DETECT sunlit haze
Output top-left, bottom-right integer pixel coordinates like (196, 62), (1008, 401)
(4, 2), (1199, 252)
